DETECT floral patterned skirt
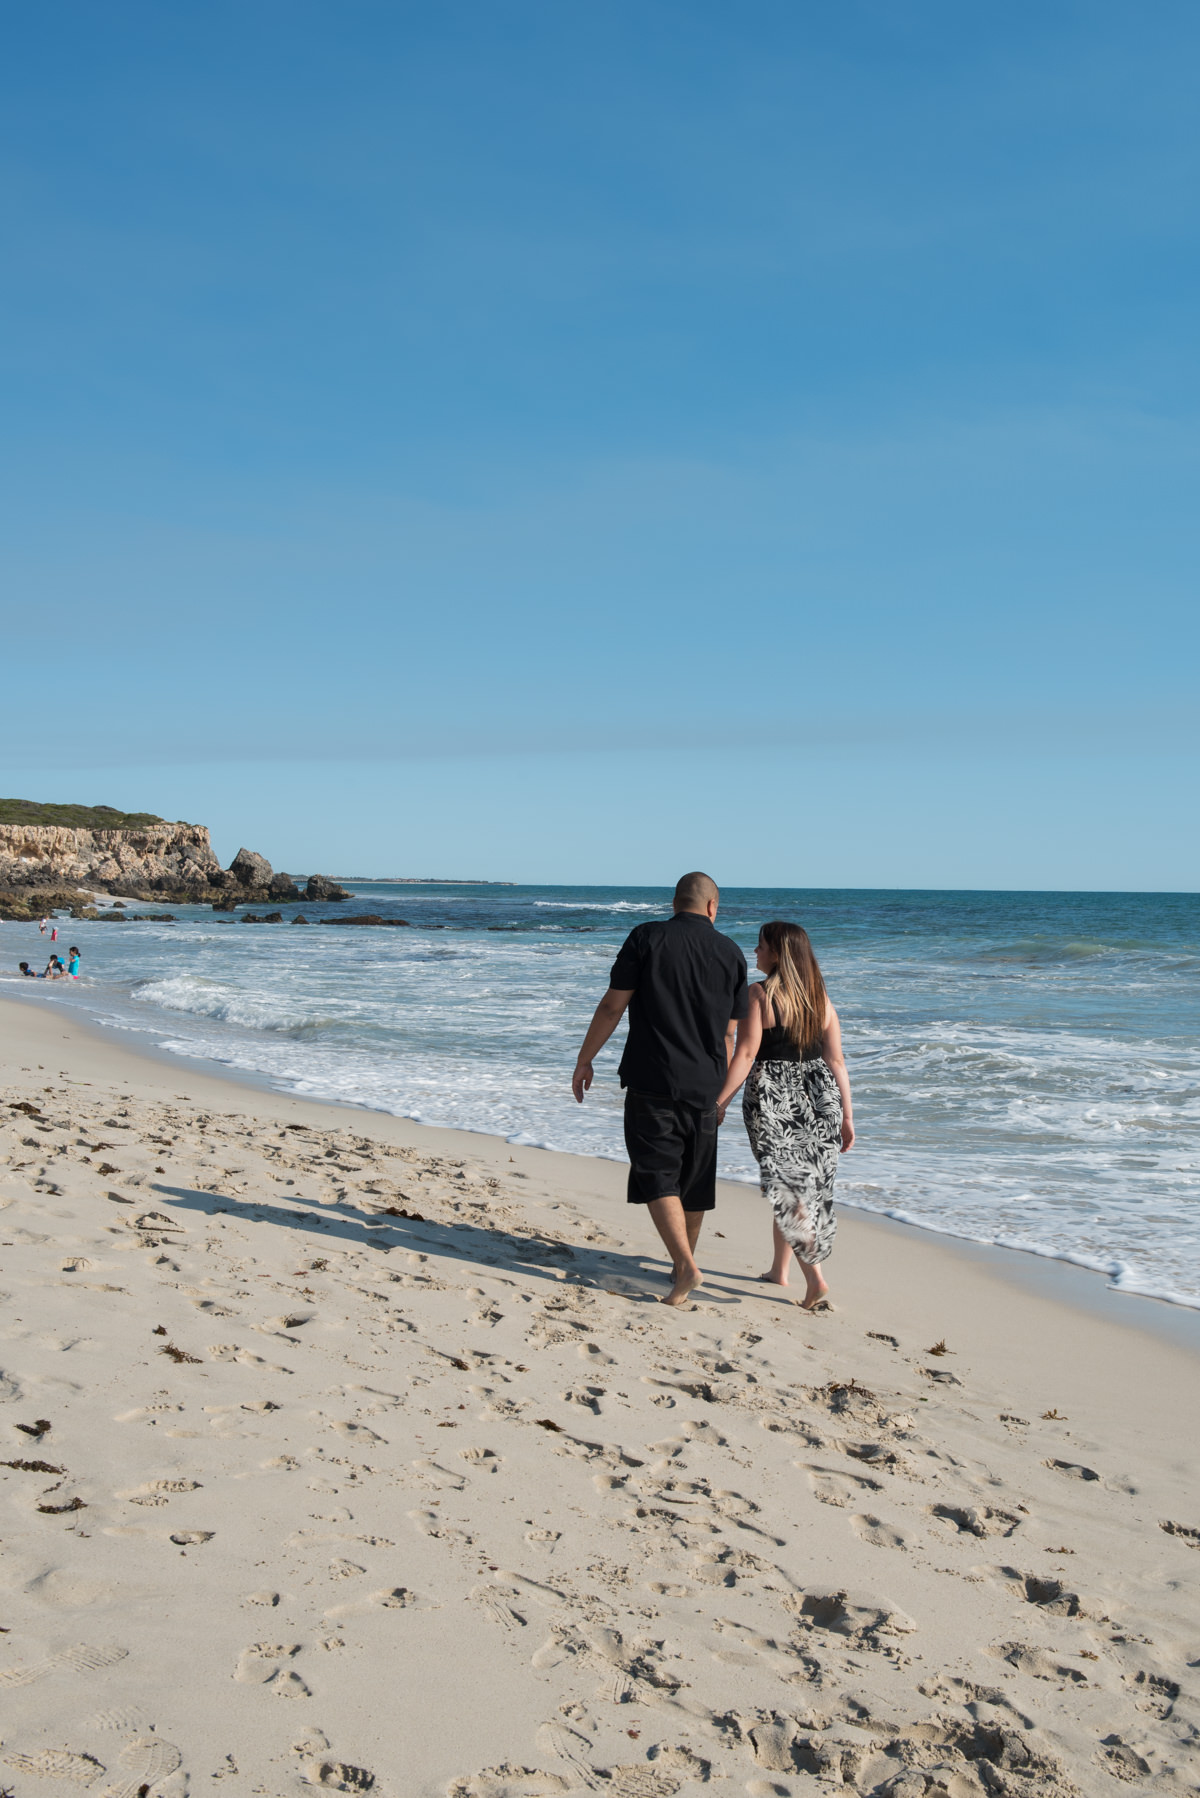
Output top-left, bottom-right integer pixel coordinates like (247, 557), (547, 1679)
(742, 1056), (842, 1265)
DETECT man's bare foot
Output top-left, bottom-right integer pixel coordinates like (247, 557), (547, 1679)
(661, 1267), (703, 1307)
(757, 1270), (790, 1287)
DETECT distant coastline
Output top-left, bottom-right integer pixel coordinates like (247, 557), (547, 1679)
(336, 877), (516, 885)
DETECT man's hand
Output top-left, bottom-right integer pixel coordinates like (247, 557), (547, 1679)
(571, 988), (633, 1105)
(716, 1100), (728, 1126)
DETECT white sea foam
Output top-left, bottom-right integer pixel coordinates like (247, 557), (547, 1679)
(534, 901), (661, 912)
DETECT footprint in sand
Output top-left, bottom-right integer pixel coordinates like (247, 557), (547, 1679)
(1114, 1662), (1180, 1718)
(916, 1673), (1034, 1726)
(711, 1619), (811, 1677)
(236, 1642), (301, 1682)
(691, 1545), (770, 1588)
(533, 1721), (600, 1787)
(928, 1502), (1021, 1538)
(412, 1457), (467, 1490)
(119, 1477), (203, 1500)
(1160, 1519), (1200, 1549)
(83, 1708), (152, 1734)
(471, 1586), (527, 1629)
(4, 1749), (107, 1784)
(604, 1758), (704, 1798)
(24, 1568), (116, 1608)
(372, 1586), (424, 1608)
(786, 1589), (917, 1645)
(325, 1584), (436, 1618)
(271, 1669), (312, 1697)
(990, 1640), (1089, 1683)
(103, 1734), (184, 1798)
(329, 1420), (383, 1442)
(677, 1418), (729, 1447)
(562, 1387), (606, 1414)
(235, 1643), (312, 1694)
(302, 1759), (377, 1791)
(448, 1768), (570, 1798)
(0, 1643), (128, 1689)
(804, 1464), (883, 1508)
(459, 1446), (502, 1471)
(1043, 1458), (1100, 1482)
(850, 1513), (908, 1549)
(993, 1568), (1088, 1616)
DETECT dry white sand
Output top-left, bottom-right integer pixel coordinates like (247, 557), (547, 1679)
(1, 992), (1198, 1798)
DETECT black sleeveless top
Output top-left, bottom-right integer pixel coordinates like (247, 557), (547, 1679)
(757, 1022), (822, 1063)
(755, 992), (823, 1064)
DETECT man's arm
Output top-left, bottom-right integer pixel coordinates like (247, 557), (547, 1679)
(572, 988), (634, 1103)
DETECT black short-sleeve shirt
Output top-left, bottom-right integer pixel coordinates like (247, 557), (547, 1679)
(609, 912), (749, 1106)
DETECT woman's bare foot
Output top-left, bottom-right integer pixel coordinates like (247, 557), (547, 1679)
(757, 1270), (790, 1286)
(661, 1264), (703, 1307)
(799, 1265), (829, 1310)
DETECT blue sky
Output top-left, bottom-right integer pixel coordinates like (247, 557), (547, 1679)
(2, 1), (1197, 886)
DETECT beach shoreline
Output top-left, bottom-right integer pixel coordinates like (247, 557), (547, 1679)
(4, 984), (1198, 1357)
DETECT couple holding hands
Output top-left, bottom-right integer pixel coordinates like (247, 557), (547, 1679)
(573, 871), (854, 1308)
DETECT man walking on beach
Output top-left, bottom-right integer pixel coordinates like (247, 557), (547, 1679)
(572, 872), (749, 1306)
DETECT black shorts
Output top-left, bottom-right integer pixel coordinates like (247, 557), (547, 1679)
(623, 1091), (718, 1212)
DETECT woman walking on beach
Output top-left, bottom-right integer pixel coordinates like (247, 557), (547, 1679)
(716, 922), (854, 1308)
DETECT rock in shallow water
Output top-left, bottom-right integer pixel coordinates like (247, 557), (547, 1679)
(305, 873), (349, 902)
(317, 914), (411, 927)
(229, 846), (273, 888)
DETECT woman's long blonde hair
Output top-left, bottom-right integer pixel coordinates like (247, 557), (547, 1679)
(759, 920), (827, 1053)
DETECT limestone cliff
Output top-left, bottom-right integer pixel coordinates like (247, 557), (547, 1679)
(0, 812), (349, 918)
(0, 822), (222, 894)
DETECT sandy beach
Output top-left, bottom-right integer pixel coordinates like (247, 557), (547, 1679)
(1, 991), (1198, 1798)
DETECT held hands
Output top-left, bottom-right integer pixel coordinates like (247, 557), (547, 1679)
(715, 1100), (728, 1126)
(572, 1061), (594, 1104)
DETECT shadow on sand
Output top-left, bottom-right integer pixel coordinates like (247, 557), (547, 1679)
(151, 1180), (761, 1309)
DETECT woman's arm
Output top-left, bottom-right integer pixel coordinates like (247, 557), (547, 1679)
(822, 1000), (855, 1151)
(716, 986), (765, 1119)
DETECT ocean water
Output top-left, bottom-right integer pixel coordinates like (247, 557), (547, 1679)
(4, 884), (1199, 1307)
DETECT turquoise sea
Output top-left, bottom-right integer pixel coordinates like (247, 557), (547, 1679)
(4, 884), (1198, 1307)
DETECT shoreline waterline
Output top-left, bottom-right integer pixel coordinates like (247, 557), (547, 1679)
(5, 882), (1196, 1311)
(4, 985), (1199, 1358)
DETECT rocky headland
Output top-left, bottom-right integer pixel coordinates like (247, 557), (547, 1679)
(0, 800), (348, 920)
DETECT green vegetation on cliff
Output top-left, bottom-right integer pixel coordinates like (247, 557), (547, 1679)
(0, 799), (170, 829)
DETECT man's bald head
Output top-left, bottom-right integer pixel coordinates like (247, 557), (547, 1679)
(673, 871), (719, 915)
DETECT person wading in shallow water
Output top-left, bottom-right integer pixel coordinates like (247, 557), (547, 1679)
(572, 871), (749, 1307)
